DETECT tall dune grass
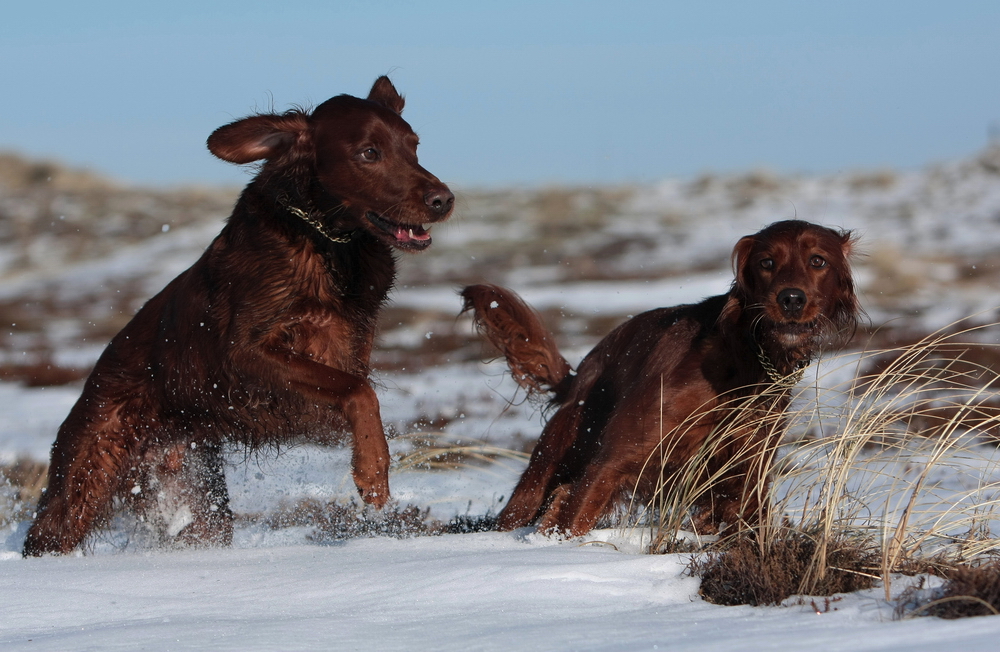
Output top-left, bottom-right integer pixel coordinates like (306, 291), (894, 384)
(637, 319), (1000, 602)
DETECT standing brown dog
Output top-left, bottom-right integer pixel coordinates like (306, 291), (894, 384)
(462, 220), (857, 537)
(24, 77), (453, 555)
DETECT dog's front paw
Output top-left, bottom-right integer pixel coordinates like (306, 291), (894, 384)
(355, 477), (390, 509)
(359, 488), (389, 509)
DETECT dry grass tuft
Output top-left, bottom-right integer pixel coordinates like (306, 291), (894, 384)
(691, 528), (879, 606)
(638, 319), (1000, 610)
(256, 497), (499, 540)
(262, 498), (434, 542)
(900, 563), (1000, 619)
(0, 458), (48, 527)
(438, 512), (499, 534)
(393, 431), (530, 472)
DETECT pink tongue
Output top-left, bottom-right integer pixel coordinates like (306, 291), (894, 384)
(395, 226), (430, 242)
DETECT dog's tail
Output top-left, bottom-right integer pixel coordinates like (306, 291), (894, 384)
(460, 284), (572, 400)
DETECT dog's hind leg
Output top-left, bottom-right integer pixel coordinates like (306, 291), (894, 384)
(545, 458), (628, 538)
(496, 407), (582, 530)
(23, 409), (138, 556)
(132, 439), (233, 547)
(182, 441), (233, 545)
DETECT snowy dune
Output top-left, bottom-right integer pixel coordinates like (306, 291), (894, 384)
(4, 149), (1000, 648)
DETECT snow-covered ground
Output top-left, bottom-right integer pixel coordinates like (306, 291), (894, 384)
(4, 148), (1000, 649)
(6, 530), (999, 652)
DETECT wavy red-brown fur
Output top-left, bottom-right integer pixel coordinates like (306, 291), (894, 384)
(460, 284), (571, 398)
(472, 220), (858, 537)
(23, 77), (454, 556)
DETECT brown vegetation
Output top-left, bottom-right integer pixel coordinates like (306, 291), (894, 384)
(0, 458), (47, 527)
(691, 529), (879, 606)
(901, 563), (1000, 619)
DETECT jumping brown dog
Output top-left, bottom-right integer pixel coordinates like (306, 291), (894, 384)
(24, 76), (453, 555)
(462, 220), (857, 537)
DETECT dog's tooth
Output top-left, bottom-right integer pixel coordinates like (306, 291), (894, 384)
(409, 228), (415, 239)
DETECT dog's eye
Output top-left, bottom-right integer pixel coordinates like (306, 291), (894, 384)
(810, 255), (827, 268)
(360, 148), (380, 162)
(759, 258), (774, 270)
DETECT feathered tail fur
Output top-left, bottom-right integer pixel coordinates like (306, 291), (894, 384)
(460, 284), (572, 399)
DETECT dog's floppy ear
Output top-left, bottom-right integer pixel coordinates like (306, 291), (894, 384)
(367, 76), (405, 115)
(832, 229), (861, 334)
(207, 112), (310, 164)
(838, 229), (855, 260)
(720, 236), (757, 324)
(730, 235), (757, 297)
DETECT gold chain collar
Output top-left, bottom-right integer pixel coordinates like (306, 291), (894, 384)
(756, 345), (808, 389)
(277, 193), (354, 244)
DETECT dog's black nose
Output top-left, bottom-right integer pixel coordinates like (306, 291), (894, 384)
(424, 188), (455, 216)
(777, 288), (807, 315)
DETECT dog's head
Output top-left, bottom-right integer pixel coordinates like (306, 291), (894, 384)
(728, 220), (858, 348)
(207, 76), (453, 252)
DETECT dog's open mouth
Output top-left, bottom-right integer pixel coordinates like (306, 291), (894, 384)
(365, 212), (432, 250)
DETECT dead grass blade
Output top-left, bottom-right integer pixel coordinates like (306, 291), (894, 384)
(392, 431), (530, 473)
(641, 318), (1000, 608)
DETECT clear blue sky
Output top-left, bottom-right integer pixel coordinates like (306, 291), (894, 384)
(2, 1), (999, 187)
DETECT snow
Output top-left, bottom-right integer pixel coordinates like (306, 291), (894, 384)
(394, 271), (734, 315)
(5, 368), (1000, 649)
(5, 530), (1000, 652)
(0, 384), (78, 461)
(6, 151), (1000, 649)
